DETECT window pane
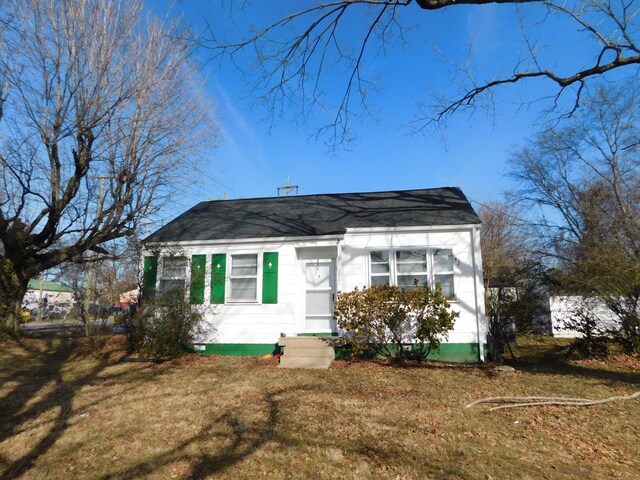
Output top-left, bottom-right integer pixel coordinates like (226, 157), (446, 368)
(233, 254), (257, 266)
(440, 284), (454, 298)
(370, 251), (390, 287)
(159, 279), (185, 293)
(232, 255), (257, 275)
(163, 257), (186, 278)
(305, 263), (331, 288)
(434, 249), (454, 273)
(371, 263), (390, 274)
(371, 275), (390, 286)
(230, 278), (257, 301)
(435, 274), (454, 297)
(396, 250), (426, 262)
(370, 251), (389, 263)
(397, 274), (429, 289)
(396, 261), (427, 273)
(232, 266), (258, 276)
(306, 291), (332, 315)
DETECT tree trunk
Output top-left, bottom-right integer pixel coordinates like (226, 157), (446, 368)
(8, 283), (29, 333)
(0, 257), (30, 333)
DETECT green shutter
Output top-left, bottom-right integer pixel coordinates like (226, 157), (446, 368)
(142, 256), (157, 300)
(211, 253), (226, 304)
(190, 254), (206, 304)
(262, 252), (278, 304)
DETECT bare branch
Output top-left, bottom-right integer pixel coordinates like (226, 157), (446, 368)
(415, 0), (541, 8)
(202, 0), (640, 145)
(0, 0), (217, 329)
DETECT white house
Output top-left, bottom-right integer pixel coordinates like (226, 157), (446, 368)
(142, 187), (487, 362)
(550, 295), (621, 338)
(22, 279), (75, 319)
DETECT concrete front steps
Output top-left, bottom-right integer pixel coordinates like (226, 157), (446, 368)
(278, 336), (336, 369)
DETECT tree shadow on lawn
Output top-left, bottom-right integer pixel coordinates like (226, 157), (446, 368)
(1, 340), (298, 480)
(96, 382), (459, 480)
(505, 342), (640, 387)
(98, 387), (286, 480)
(0, 336), (167, 479)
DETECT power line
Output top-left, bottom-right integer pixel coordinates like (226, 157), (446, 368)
(192, 167), (244, 198)
(471, 198), (533, 226)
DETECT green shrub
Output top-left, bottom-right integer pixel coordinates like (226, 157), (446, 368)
(334, 283), (459, 362)
(128, 290), (205, 359)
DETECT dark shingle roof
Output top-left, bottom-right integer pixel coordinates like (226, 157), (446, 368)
(144, 187), (480, 243)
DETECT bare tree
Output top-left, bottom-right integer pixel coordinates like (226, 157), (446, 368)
(478, 201), (546, 359)
(510, 82), (640, 352)
(53, 237), (139, 341)
(0, 0), (217, 331)
(510, 83), (640, 260)
(203, 0), (640, 147)
(479, 201), (529, 290)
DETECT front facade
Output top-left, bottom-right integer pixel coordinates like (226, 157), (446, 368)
(142, 187), (487, 362)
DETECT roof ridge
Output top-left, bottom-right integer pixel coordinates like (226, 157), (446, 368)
(199, 186), (462, 205)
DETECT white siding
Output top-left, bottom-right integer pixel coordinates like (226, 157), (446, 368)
(550, 296), (620, 338)
(341, 229), (485, 345)
(146, 242), (301, 345)
(143, 226), (486, 347)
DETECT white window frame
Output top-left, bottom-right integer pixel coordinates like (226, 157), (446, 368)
(395, 249), (429, 290)
(368, 248), (456, 298)
(228, 253), (259, 303)
(369, 250), (391, 286)
(432, 248), (455, 298)
(159, 256), (188, 295)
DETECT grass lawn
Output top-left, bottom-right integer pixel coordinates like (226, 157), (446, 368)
(0, 335), (639, 479)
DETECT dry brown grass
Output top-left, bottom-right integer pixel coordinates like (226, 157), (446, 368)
(1, 335), (639, 479)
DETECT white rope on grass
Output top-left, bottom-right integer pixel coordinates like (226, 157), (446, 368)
(466, 391), (640, 410)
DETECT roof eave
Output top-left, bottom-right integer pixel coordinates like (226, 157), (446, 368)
(142, 223), (483, 248)
(143, 233), (346, 248)
(345, 224), (482, 234)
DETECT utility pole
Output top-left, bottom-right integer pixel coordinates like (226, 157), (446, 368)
(37, 272), (44, 322)
(85, 175), (110, 317)
(277, 176), (299, 196)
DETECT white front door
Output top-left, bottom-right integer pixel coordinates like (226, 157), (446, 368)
(304, 259), (336, 333)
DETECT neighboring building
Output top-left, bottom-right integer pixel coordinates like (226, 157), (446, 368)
(142, 187), (487, 362)
(114, 288), (139, 308)
(550, 296), (620, 338)
(22, 279), (75, 319)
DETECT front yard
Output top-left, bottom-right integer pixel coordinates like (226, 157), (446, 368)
(0, 335), (638, 479)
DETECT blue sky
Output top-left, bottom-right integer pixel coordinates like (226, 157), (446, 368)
(150, 1), (595, 225)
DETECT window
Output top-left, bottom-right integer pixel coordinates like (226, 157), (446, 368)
(433, 249), (455, 297)
(370, 251), (390, 285)
(160, 256), (187, 293)
(229, 254), (258, 301)
(396, 250), (428, 289)
(369, 249), (455, 297)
